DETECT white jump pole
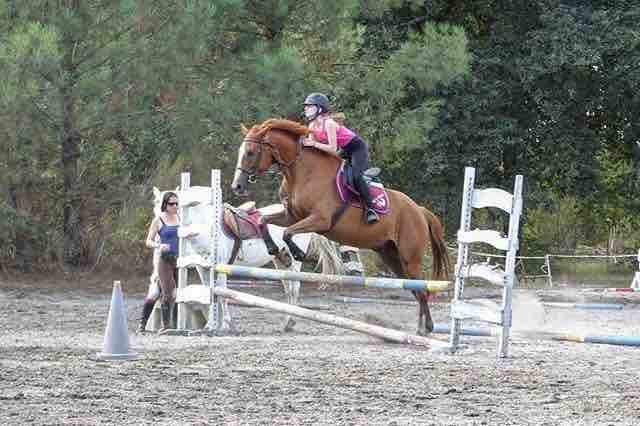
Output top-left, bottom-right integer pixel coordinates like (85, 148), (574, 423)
(214, 273), (448, 349)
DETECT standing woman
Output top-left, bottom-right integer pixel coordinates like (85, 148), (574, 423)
(144, 192), (180, 332)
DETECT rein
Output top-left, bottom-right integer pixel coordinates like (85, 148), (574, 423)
(236, 133), (303, 179)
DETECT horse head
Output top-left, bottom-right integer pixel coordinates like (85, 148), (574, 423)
(232, 119), (308, 196)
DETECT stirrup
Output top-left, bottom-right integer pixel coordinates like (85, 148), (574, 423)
(365, 209), (379, 224)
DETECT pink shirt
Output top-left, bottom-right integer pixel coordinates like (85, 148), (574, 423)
(311, 117), (356, 148)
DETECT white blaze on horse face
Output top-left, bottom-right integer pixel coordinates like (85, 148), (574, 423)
(233, 141), (248, 185)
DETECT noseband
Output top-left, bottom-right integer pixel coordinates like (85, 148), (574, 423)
(237, 133), (303, 180)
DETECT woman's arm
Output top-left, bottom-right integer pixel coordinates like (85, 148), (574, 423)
(311, 142), (338, 155)
(145, 217), (161, 249)
(309, 141), (342, 158)
(307, 119), (340, 157)
(324, 119), (339, 152)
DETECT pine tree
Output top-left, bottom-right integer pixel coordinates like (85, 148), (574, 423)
(0, 1), (218, 268)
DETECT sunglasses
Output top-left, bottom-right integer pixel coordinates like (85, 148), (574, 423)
(167, 202), (179, 206)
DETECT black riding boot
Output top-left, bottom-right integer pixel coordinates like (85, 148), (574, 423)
(160, 303), (172, 332)
(354, 176), (379, 225)
(172, 303), (178, 328)
(137, 299), (156, 333)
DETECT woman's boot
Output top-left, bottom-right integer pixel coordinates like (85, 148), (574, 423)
(159, 303), (171, 332)
(355, 176), (379, 224)
(172, 303), (178, 329)
(136, 299), (156, 333)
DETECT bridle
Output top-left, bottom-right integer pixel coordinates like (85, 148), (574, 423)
(236, 132), (303, 181)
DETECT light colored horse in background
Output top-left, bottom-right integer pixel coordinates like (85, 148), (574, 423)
(148, 186), (345, 331)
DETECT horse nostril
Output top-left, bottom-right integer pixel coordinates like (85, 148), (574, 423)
(232, 185), (246, 196)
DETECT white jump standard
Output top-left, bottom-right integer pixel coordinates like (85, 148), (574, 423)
(450, 167), (524, 358)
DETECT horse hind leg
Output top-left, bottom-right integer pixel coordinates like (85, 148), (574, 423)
(403, 252), (434, 336)
(412, 291), (433, 335)
(377, 241), (433, 335)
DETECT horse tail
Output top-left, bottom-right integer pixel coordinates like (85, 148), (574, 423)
(307, 234), (344, 276)
(420, 207), (451, 280)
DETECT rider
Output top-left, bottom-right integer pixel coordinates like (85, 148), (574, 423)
(301, 93), (379, 224)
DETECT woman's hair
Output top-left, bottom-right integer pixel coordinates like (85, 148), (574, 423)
(160, 191), (178, 212)
(330, 112), (346, 125)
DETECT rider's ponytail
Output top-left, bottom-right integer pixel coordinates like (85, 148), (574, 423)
(330, 112), (346, 125)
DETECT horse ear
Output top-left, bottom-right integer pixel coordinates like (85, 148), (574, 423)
(240, 124), (249, 135)
(153, 187), (160, 199)
(175, 186), (179, 192)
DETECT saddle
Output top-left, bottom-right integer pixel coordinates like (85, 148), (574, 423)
(336, 163), (391, 215)
(222, 202), (263, 241)
(222, 202), (292, 267)
(221, 202), (264, 264)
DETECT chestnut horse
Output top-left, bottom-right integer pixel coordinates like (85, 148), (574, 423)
(231, 119), (450, 335)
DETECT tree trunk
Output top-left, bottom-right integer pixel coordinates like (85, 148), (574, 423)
(61, 86), (82, 267)
(61, 3), (82, 268)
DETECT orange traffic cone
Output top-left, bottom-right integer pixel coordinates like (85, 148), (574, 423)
(96, 281), (138, 361)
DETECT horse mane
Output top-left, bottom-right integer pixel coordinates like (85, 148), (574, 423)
(256, 119), (309, 139)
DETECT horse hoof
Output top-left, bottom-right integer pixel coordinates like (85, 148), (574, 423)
(283, 318), (296, 332)
(276, 248), (293, 267)
(427, 322), (434, 334)
(345, 261), (364, 276)
(417, 328), (432, 336)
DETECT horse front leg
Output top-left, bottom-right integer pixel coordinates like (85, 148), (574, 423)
(258, 219), (280, 256)
(259, 207), (293, 256)
(261, 204), (293, 227)
(272, 256), (302, 332)
(283, 214), (331, 262)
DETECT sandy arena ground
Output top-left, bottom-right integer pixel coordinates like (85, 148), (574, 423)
(1, 276), (639, 425)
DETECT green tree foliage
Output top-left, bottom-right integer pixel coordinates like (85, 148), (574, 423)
(0, 1), (220, 268)
(412, 1), (640, 239)
(2, 0), (640, 272)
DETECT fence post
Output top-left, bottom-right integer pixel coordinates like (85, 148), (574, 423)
(544, 255), (553, 288)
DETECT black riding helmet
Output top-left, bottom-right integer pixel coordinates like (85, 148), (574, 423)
(302, 93), (330, 123)
(303, 93), (330, 113)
